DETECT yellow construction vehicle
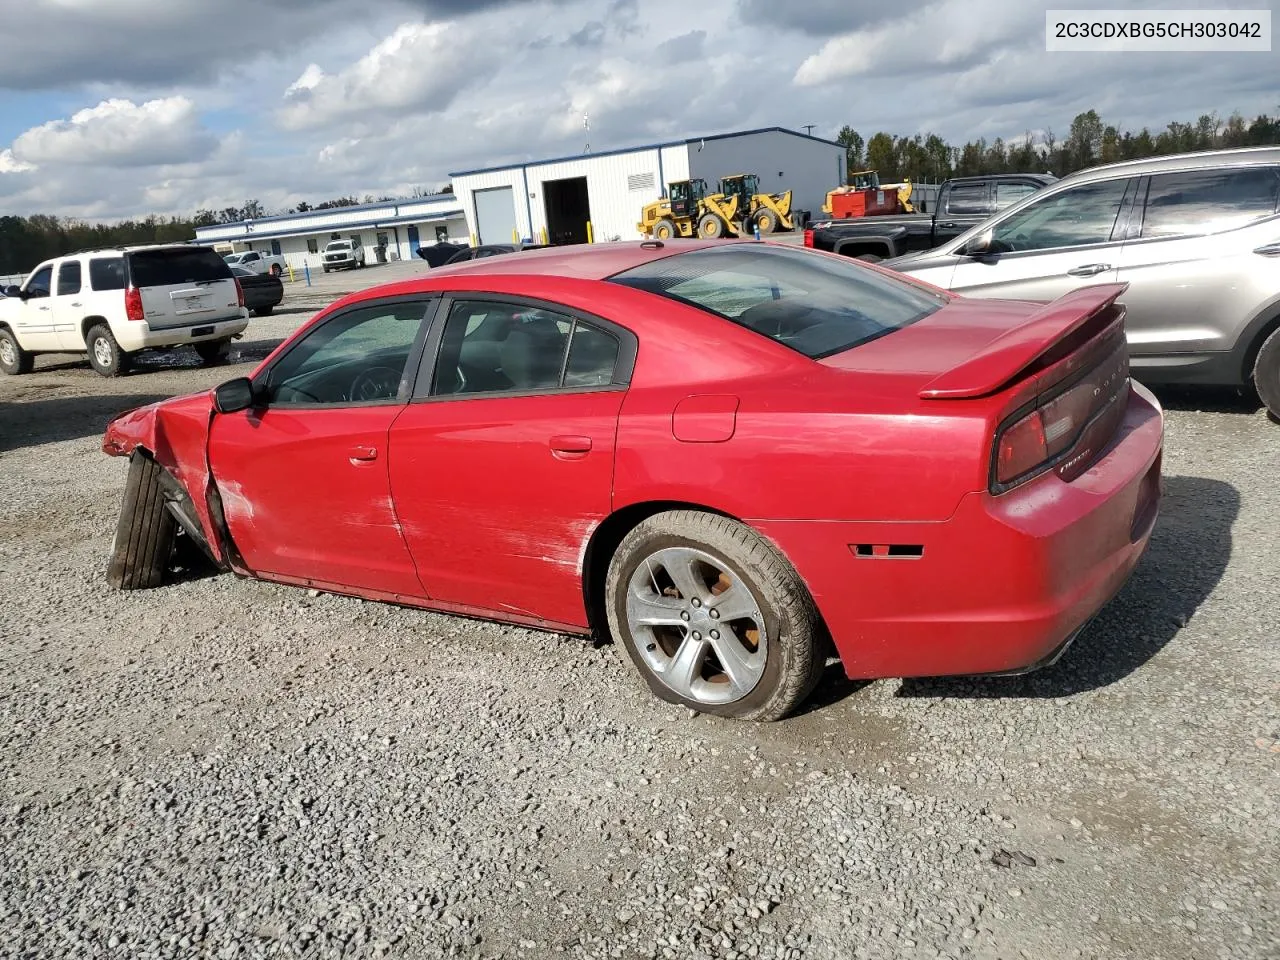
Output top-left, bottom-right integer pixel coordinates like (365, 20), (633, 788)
(637, 178), (741, 239)
(718, 174), (794, 234)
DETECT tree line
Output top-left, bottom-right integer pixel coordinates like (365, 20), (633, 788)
(1, 185), (455, 276)
(837, 109), (1280, 183)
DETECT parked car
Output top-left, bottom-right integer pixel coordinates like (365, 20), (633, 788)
(231, 266), (284, 317)
(322, 239), (366, 272)
(886, 147), (1280, 416)
(444, 243), (549, 264)
(0, 244), (248, 377)
(805, 174), (1057, 261)
(100, 240), (1162, 721)
(416, 240), (468, 267)
(223, 250), (286, 277)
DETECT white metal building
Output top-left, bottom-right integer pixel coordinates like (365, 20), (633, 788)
(193, 194), (467, 271)
(450, 126), (846, 245)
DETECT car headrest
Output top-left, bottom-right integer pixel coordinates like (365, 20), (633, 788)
(500, 319), (566, 388)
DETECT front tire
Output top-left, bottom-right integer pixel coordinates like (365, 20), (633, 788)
(86, 324), (130, 377)
(605, 510), (825, 721)
(107, 454), (178, 590)
(270, 264), (282, 277)
(0, 327), (33, 375)
(755, 209), (779, 234)
(1252, 325), (1280, 420)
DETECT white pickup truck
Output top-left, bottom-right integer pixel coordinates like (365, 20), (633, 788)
(222, 250), (286, 277)
(321, 239), (366, 272)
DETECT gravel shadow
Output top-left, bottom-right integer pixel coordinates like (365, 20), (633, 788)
(895, 474), (1238, 700)
(0, 391), (169, 453)
(1145, 382), (1262, 415)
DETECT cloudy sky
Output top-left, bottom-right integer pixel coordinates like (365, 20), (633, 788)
(0, 0), (1275, 220)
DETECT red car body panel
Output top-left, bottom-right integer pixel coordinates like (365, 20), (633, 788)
(387, 390), (624, 628)
(101, 239), (1164, 682)
(207, 405), (424, 597)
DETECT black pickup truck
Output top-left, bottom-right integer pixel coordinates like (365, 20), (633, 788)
(804, 173), (1057, 262)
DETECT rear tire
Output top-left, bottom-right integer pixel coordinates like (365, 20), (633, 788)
(604, 510), (826, 722)
(86, 324), (130, 377)
(193, 338), (231, 366)
(107, 454), (178, 590)
(252, 305), (274, 317)
(1252, 325), (1280, 420)
(698, 214), (726, 239)
(0, 327), (33, 375)
(857, 253), (884, 263)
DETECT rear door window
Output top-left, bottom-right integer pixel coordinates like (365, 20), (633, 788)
(609, 244), (947, 360)
(127, 248), (231, 288)
(1139, 166), (1280, 238)
(945, 183), (991, 215)
(56, 261), (82, 296)
(89, 258), (125, 291)
(994, 181), (1039, 211)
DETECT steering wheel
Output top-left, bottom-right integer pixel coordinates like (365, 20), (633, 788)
(348, 365), (402, 402)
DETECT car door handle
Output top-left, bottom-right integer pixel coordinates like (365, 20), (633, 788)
(348, 445), (378, 462)
(549, 435), (592, 456)
(1254, 242), (1280, 257)
(69, 301), (81, 307)
(1067, 263), (1111, 277)
(937, 222), (956, 229)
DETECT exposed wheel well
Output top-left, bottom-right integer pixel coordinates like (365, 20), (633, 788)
(833, 238), (894, 260)
(1240, 310), (1280, 386)
(80, 315), (110, 342)
(581, 500), (738, 640)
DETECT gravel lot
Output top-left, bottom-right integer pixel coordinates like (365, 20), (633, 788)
(1, 260), (1276, 960)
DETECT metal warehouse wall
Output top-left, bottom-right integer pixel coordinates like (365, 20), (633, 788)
(686, 131), (845, 220)
(453, 144), (691, 244)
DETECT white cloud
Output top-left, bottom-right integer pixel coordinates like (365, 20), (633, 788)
(0, 149), (36, 174)
(10, 97), (217, 168)
(794, 0), (1042, 85)
(278, 21), (484, 131)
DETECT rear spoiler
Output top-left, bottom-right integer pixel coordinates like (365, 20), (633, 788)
(919, 283), (1128, 400)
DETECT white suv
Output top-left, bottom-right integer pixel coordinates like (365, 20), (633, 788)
(0, 244), (249, 377)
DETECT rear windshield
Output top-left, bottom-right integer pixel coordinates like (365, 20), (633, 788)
(608, 244), (948, 359)
(127, 248), (232, 288)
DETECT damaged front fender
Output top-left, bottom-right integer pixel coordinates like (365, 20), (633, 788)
(102, 390), (230, 569)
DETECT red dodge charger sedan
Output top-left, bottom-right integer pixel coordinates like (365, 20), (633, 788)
(102, 239), (1163, 721)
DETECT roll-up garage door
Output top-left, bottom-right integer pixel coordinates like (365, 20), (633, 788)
(474, 186), (518, 244)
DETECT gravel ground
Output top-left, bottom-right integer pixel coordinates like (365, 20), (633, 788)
(0, 275), (1276, 960)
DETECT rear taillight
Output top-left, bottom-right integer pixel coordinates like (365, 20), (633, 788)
(124, 286), (144, 321)
(803, 229), (814, 247)
(992, 340), (1130, 491)
(996, 410), (1048, 485)
(234, 278), (245, 308)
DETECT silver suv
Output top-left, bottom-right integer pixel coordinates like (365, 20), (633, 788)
(886, 147), (1280, 416)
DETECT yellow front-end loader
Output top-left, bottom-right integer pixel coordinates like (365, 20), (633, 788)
(719, 173), (794, 234)
(637, 179), (741, 239)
